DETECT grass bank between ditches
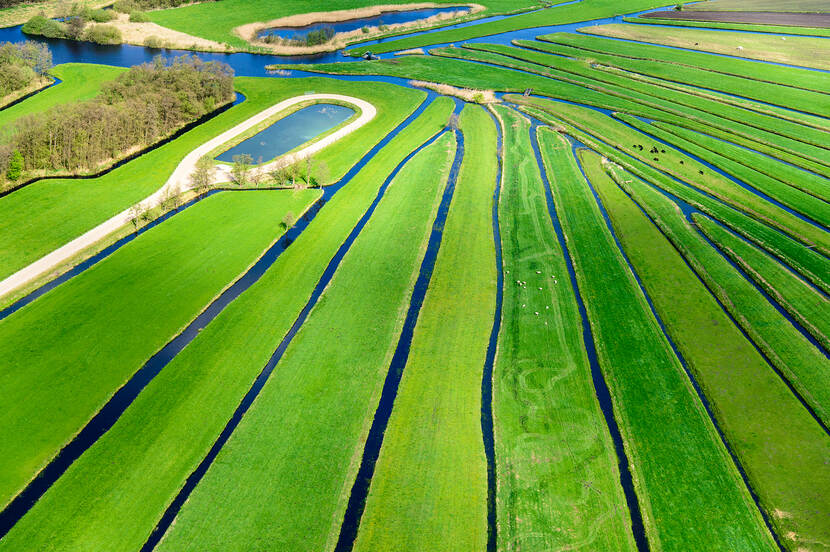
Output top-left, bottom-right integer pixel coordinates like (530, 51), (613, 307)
(539, 128), (776, 551)
(353, 104), (495, 552)
(156, 111), (455, 552)
(586, 150), (830, 552)
(0, 188), (319, 513)
(0, 96), (448, 552)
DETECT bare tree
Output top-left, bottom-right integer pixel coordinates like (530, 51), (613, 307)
(190, 155), (215, 192)
(231, 153), (253, 185)
(448, 113), (460, 131)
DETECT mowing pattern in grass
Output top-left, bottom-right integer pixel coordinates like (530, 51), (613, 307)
(624, 17), (830, 38)
(0, 189), (318, 512)
(493, 106), (636, 551)
(587, 151), (830, 552)
(351, 105), (495, 551)
(155, 128), (456, 552)
(0, 76), (422, 282)
(0, 94), (446, 552)
(538, 128), (775, 551)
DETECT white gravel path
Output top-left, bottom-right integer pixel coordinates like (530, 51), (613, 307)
(0, 93), (376, 301)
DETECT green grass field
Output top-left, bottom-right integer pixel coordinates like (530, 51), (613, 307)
(0, 75), (423, 282)
(686, 0), (830, 12)
(582, 23), (830, 70)
(539, 129), (775, 551)
(0, 188), (319, 512)
(589, 151), (830, 552)
(352, 105), (495, 551)
(607, 167), (830, 429)
(157, 121), (456, 552)
(492, 106), (636, 551)
(0, 97), (449, 552)
(696, 214), (830, 352)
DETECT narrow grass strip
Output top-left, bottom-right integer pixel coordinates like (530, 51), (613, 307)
(531, 33), (830, 95)
(649, 120), (830, 202)
(624, 17), (830, 39)
(512, 97), (830, 291)
(0, 189), (318, 511)
(604, 163), (830, 430)
(587, 150), (830, 551)
(615, 114), (830, 228)
(0, 95), (445, 552)
(156, 131), (456, 552)
(695, 214), (830, 352)
(493, 106), (636, 551)
(351, 104), (495, 551)
(538, 128), (775, 551)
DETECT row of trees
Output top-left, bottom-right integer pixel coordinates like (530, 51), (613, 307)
(0, 55), (234, 183)
(189, 154), (330, 192)
(0, 41), (52, 99)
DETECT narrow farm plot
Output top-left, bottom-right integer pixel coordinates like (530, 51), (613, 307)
(531, 33), (830, 95)
(352, 104), (496, 552)
(0, 97), (451, 552)
(0, 64), (124, 137)
(696, 215), (830, 353)
(586, 150), (830, 551)
(0, 76), (422, 282)
(615, 114), (830, 229)
(511, 97), (830, 286)
(156, 129), (457, 552)
(0, 188), (319, 512)
(581, 23), (830, 70)
(538, 128), (776, 551)
(606, 166), (830, 429)
(492, 106), (636, 551)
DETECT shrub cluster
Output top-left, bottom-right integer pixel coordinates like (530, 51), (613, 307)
(262, 26), (335, 47)
(0, 55), (234, 181)
(0, 41), (52, 99)
(23, 13), (123, 44)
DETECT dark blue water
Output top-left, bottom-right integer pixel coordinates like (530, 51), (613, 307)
(216, 103), (354, 163)
(481, 108), (503, 552)
(333, 101), (465, 552)
(258, 7), (470, 40)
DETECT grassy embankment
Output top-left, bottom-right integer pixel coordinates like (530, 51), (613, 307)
(157, 123), (456, 551)
(148, 0), (535, 50)
(0, 64), (124, 139)
(581, 23), (830, 70)
(696, 215), (830, 352)
(346, 0), (680, 55)
(585, 150), (830, 551)
(353, 105), (496, 551)
(601, 162), (830, 429)
(0, 75), (422, 282)
(615, 114), (830, 227)
(0, 95), (444, 552)
(510, 97), (830, 280)
(493, 106), (636, 551)
(538, 128), (775, 550)
(0, 188), (319, 511)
